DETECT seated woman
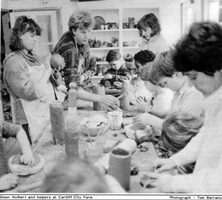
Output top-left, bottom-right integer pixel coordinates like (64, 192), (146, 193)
(0, 120), (34, 191)
(100, 50), (132, 90)
(133, 50), (204, 131)
(161, 111), (204, 174)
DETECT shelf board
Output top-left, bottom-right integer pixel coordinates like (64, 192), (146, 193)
(91, 47), (119, 50)
(91, 29), (119, 33)
(122, 28), (138, 31)
(123, 46), (139, 49)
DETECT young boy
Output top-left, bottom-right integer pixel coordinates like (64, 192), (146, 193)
(100, 50), (132, 89)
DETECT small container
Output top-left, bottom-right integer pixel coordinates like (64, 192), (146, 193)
(108, 148), (131, 191)
(108, 111), (123, 130)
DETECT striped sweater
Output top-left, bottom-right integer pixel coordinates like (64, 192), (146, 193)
(53, 31), (96, 88)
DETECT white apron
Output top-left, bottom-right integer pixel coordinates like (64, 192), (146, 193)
(21, 62), (55, 143)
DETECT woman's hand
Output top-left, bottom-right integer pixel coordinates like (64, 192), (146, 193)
(41, 53), (52, 70)
(0, 174), (19, 191)
(100, 95), (119, 107)
(143, 172), (174, 192)
(20, 152), (35, 167)
(153, 158), (177, 173)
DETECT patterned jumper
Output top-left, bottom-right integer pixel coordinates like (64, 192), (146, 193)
(53, 31), (96, 88)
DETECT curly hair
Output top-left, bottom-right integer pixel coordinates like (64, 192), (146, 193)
(149, 50), (175, 84)
(106, 50), (121, 63)
(9, 16), (42, 51)
(137, 13), (161, 37)
(134, 50), (155, 66)
(68, 10), (95, 32)
(173, 21), (222, 74)
(161, 111), (204, 153)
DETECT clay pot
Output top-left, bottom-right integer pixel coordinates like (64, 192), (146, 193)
(108, 148), (131, 191)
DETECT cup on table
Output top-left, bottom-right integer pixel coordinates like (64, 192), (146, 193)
(84, 138), (102, 164)
(108, 111), (123, 130)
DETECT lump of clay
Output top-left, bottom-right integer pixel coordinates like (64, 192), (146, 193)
(9, 153), (44, 176)
(140, 173), (155, 188)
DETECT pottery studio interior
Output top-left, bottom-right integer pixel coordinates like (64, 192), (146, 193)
(1, 0), (222, 196)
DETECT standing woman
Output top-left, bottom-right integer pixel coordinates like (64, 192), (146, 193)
(137, 13), (170, 55)
(3, 16), (55, 143)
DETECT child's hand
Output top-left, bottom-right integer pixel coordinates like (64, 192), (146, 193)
(104, 74), (112, 79)
(20, 152), (35, 167)
(0, 174), (19, 191)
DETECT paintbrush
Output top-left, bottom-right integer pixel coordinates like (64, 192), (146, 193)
(117, 93), (126, 100)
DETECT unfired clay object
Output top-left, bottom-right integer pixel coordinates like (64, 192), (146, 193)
(124, 124), (152, 139)
(8, 153), (44, 176)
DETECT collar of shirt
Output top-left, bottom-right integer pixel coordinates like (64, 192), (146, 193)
(177, 78), (189, 95)
(202, 84), (222, 113)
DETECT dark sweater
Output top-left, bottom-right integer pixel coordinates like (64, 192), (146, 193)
(100, 64), (132, 87)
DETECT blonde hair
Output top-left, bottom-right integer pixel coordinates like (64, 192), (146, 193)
(162, 111), (204, 153)
(41, 159), (110, 193)
(68, 10), (95, 32)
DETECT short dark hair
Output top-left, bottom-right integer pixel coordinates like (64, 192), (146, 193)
(9, 16), (42, 51)
(106, 50), (121, 63)
(137, 13), (161, 37)
(150, 50), (175, 84)
(134, 50), (155, 66)
(173, 21), (222, 74)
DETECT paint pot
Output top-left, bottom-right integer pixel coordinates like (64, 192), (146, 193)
(108, 110), (123, 130)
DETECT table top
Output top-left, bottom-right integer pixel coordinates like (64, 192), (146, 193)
(7, 105), (160, 193)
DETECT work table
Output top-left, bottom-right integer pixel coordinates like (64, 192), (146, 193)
(5, 102), (160, 193)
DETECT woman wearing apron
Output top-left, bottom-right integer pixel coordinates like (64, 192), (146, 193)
(3, 16), (58, 144)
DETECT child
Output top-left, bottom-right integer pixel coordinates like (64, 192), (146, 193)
(41, 158), (125, 193)
(0, 121), (35, 191)
(161, 111), (204, 174)
(100, 50), (132, 89)
(133, 51), (204, 131)
(134, 50), (173, 117)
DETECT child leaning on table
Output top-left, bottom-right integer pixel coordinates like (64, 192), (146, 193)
(161, 111), (204, 174)
(0, 121), (35, 191)
(100, 50), (132, 89)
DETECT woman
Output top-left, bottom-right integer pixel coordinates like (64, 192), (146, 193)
(137, 13), (170, 55)
(3, 16), (56, 143)
(161, 111), (203, 174)
(146, 21), (222, 193)
(52, 10), (119, 108)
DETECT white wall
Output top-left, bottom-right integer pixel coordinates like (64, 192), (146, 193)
(1, 0), (181, 45)
(1, 0), (79, 33)
(78, 0), (181, 46)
